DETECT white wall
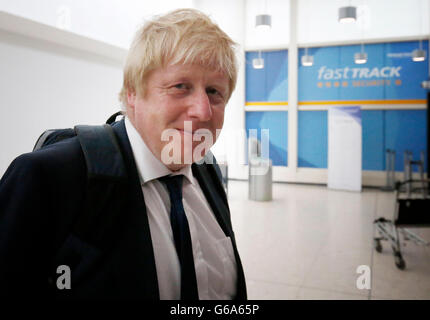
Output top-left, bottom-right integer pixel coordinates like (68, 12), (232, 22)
(0, 27), (123, 175)
(297, 0), (430, 45)
(0, 0), (194, 49)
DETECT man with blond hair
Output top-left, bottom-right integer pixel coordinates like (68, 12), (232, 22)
(0, 9), (247, 300)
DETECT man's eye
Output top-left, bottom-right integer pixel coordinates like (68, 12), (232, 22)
(174, 83), (187, 90)
(207, 87), (220, 96)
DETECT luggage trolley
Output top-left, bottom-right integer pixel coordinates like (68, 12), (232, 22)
(373, 179), (430, 270)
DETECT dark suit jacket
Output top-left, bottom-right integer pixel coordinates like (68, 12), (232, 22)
(0, 119), (247, 300)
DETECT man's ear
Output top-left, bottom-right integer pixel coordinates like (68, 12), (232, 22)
(127, 90), (137, 110)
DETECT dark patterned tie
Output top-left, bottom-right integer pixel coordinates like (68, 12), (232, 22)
(160, 175), (199, 300)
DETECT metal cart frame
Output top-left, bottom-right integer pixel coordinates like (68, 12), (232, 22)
(373, 179), (430, 270)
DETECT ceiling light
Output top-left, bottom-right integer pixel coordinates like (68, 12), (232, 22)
(412, 49), (426, 62)
(354, 52), (367, 64)
(301, 55), (314, 67)
(339, 6), (357, 23)
(253, 58), (264, 69)
(255, 14), (271, 31)
(301, 48), (314, 66)
(253, 51), (264, 69)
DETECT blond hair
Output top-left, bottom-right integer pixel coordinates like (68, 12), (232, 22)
(118, 8), (238, 108)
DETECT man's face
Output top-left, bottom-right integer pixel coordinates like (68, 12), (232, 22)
(127, 63), (230, 170)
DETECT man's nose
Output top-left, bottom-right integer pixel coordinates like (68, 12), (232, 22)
(187, 89), (212, 122)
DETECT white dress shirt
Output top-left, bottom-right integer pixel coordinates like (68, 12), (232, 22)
(124, 117), (237, 300)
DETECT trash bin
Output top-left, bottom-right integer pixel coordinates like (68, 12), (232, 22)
(248, 157), (272, 201)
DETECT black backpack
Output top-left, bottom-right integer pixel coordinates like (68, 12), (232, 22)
(34, 111), (127, 261)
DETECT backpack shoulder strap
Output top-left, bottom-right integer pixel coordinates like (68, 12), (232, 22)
(33, 129), (57, 151)
(33, 128), (76, 151)
(72, 124), (127, 249)
(74, 124), (127, 179)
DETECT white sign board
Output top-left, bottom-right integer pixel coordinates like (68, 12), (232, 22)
(328, 106), (362, 192)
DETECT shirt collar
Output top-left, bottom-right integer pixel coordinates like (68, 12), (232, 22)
(124, 117), (195, 186)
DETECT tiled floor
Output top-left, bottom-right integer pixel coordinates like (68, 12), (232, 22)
(227, 180), (430, 300)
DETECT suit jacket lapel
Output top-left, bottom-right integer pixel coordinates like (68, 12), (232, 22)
(192, 163), (233, 237)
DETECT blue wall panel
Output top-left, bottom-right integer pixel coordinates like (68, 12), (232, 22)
(384, 41), (429, 100)
(298, 41), (429, 102)
(298, 111), (328, 168)
(362, 110), (385, 171)
(246, 50), (288, 102)
(299, 46), (341, 102)
(265, 50), (288, 101)
(245, 111), (288, 166)
(384, 110), (427, 172)
(339, 44), (385, 101)
(245, 42), (427, 174)
(298, 110), (426, 172)
(246, 51), (266, 102)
